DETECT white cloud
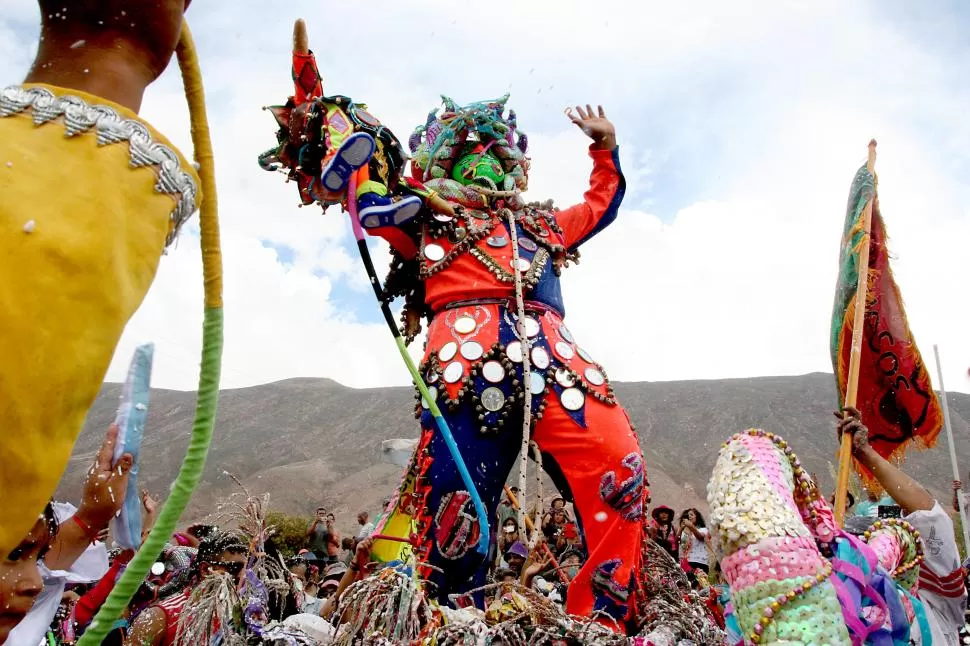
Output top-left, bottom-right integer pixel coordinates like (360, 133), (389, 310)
(2, 0), (967, 395)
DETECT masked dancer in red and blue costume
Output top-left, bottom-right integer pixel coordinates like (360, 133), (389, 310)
(260, 22), (647, 633)
(368, 97), (647, 631)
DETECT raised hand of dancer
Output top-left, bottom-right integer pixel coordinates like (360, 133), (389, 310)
(24, 0), (194, 112)
(566, 104), (617, 151)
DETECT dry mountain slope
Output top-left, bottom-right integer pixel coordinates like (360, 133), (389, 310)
(56, 373), (970, 530)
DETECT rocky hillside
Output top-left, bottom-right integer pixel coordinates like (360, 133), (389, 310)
(56, 374), (970, 535)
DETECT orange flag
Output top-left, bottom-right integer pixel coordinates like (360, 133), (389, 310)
(830, 162), (943, 473)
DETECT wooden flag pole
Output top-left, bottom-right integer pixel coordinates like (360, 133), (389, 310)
(933, 344), (970, 556)
(834, 140), (877, 527)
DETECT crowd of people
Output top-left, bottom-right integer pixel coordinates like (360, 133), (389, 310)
(302, 507), (377, 567)
(0, 430), (691, 644)
(4, 412), (967, 645)
(489, 492), (716, 606)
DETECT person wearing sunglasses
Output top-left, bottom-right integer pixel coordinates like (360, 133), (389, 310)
(124, 532), (247, 646)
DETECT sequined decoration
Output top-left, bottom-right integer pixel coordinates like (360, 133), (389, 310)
(434, 490), (481, 560)
(599, 453), (645, 521)
(590, 559), (631, 620)
(559, 387), (584, 411)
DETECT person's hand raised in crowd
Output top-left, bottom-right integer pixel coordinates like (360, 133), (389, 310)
(319, 537), (374, 620)
(834, 406), (873, 458)
(45, 424), (132, 570)
(24, 0), (194, 112)
(77, 423), (133, 531)
(523, 551), (552, 580)
(141, 489), (159, 516)
(353, 538), (373, 570)
(61, 590), (81, 605)
(140, 489), (161, 543)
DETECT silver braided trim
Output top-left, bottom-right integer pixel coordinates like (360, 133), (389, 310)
(1, 85), (198, 246)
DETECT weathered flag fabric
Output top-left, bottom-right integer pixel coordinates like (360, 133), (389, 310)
(831, 163), (943, 471)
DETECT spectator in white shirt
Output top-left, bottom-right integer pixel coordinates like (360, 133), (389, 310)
(839, 407), (968, 646)
(677, 508), (712, 588)
(355, 511), (375, 545)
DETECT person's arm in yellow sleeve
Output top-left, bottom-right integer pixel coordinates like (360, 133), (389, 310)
(0, 0), (198, 559)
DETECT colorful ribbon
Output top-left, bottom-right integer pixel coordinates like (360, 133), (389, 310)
(76, 23), (224, 645)
(346, 173), (489, 557)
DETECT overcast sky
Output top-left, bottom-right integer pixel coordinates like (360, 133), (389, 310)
(3, 0), (968, 394)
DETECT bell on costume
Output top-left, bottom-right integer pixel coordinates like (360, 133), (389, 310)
(321, 131), (376, 193)
(358, 192), (423, 230)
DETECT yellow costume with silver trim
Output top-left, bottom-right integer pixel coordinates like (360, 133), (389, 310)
(0, 83), (200, 556)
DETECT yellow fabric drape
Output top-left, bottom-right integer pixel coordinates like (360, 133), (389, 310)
(0, 84), (200, 556)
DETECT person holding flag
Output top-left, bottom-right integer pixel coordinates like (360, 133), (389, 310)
(830, 140), (943, 519)
(830, 141), (961, 643)
(709, 411), (965, 645)
(839, 408), (967, 644)
(708, 142), (964, 645)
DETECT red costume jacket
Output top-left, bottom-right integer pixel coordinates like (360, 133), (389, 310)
(368, 146), (624, 316)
